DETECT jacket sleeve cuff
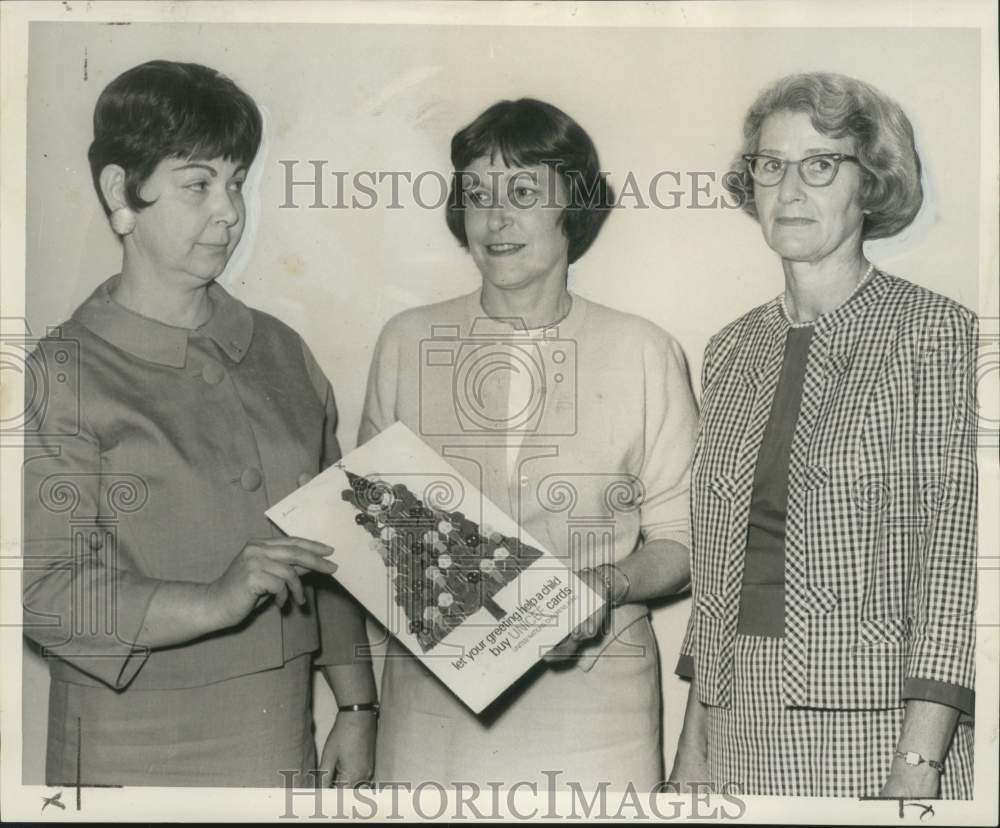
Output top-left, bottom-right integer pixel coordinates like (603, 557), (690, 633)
(111, 577), (161, 687)
(675, 653), (694, 679)
(37, 572), (160, 689)
(902, 676), (975, 717)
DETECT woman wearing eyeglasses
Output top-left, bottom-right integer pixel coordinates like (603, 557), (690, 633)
(668, 72), (976, 798)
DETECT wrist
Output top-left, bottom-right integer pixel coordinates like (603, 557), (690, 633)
(196, 581), (232, 631)
(888, 757), (942, 794)
(591, 563), (630, 607)
(892, 749), (944, 775)
(337, 701), (380, 720)
(336, 713), (379, 731)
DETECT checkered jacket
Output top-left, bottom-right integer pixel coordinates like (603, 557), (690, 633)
(680, 270), (978, 709)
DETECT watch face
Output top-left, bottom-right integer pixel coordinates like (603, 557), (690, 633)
(904, 751), (921, 766)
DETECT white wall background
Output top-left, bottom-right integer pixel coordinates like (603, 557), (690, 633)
(22, 21), (982, 784)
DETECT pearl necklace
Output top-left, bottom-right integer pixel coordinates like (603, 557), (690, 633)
(781, 262), (875, 328)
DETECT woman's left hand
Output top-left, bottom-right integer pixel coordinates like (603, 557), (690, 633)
(318, 712), (377, 787)
(541, 568), (610, 662)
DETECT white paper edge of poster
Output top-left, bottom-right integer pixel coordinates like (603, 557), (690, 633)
(266, 422), (607, 714)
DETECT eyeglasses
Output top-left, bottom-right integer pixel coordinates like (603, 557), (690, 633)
(742, 153), (862, 187)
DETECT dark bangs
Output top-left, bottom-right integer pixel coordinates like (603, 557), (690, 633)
(88, 61), (262, 214)
(450, 99), (573, 173)
(446, 98), (613, 265)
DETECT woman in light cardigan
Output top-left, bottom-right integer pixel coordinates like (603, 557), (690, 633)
(360, 98), (699, 789)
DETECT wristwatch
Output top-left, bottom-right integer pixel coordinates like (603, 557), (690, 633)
(591, 563), (630, 607)
(338, 702), (380, 719)
(893, 750), (944, 774)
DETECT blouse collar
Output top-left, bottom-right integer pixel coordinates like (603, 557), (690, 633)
(73, 275), (254, 368)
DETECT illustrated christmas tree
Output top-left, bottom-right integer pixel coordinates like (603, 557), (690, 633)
(341, 470), (543, 652)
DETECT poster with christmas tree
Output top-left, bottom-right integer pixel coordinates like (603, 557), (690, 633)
(266, 422), (605, 714)
(342, 468), (544, 653)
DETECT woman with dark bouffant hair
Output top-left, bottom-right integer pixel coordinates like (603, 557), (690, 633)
(670, 72), (976, 799)
(359, 98), (699, 788)
(23, 60), (377, 787)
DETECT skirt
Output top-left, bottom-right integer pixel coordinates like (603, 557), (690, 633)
(706, 635), (974, 798)
(45, 654), (315, 788)
(375, 615), (662, 790)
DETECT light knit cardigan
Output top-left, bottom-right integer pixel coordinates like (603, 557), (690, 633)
(359, 289), (699, 660)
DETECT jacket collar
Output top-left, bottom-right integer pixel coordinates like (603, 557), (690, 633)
(73, 275), (254, 368)
(765, 267), (892, 338)
(735, 299), (787, 388)
(814, 267), (891, 335)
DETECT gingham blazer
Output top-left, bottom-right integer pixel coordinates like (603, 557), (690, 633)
(679, 269), (977, 710)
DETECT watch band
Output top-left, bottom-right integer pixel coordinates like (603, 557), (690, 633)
(893, 749), (944, 773)
(338, 702), (380, 718)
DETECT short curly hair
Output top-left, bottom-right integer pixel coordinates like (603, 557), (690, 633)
(445, 98), (614, 265)
(723, 72), (923, 240)
(87, 60), (262, 216)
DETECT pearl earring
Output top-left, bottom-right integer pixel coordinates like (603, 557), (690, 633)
(110, 207), (136, 236)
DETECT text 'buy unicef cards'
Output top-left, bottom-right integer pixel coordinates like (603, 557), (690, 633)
(266, 421), (605, 714)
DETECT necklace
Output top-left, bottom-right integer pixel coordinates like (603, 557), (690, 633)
(781, 262), (875, 328)
(479, 288), (573, 331)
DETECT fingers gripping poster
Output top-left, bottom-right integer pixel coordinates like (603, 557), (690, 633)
(267, 422), (605, 713)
